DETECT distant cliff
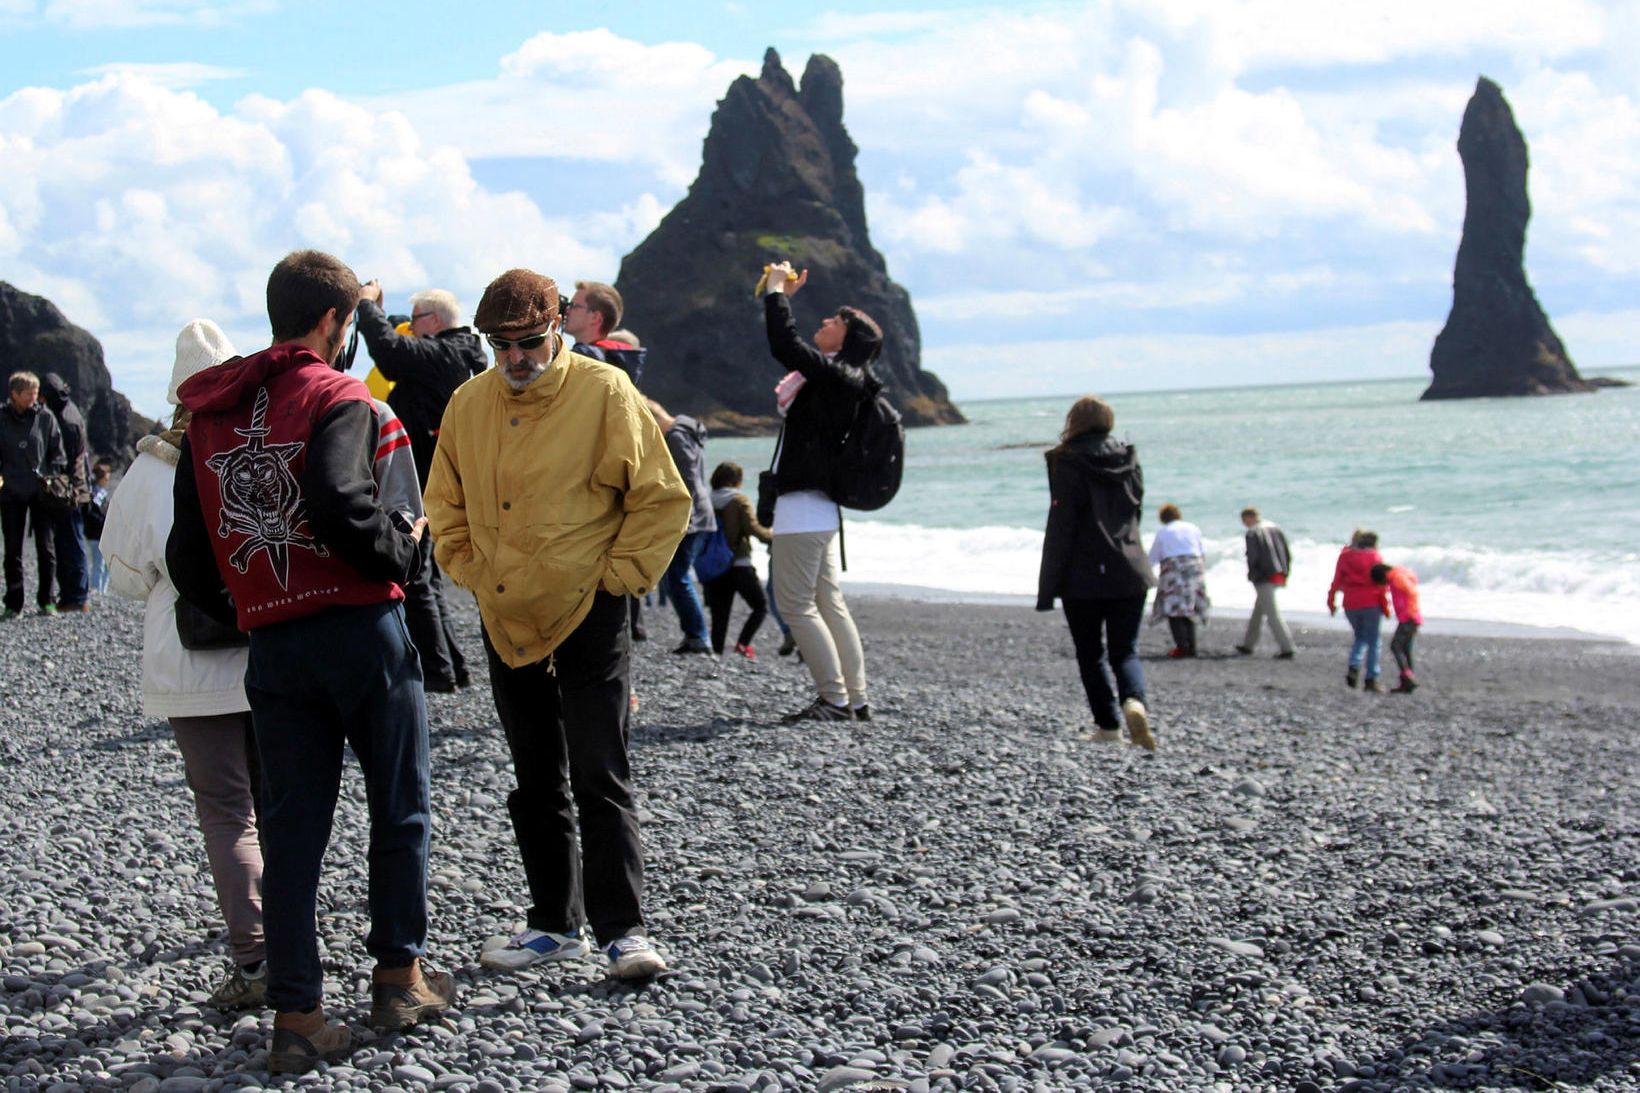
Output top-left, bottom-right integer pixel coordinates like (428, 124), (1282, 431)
(1425, 77), (1591, 400)
(0, 282), (154, 461)
(614, 48), (964, 433)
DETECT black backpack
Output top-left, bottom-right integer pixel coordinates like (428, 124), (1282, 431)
(830, 380), (904, 511)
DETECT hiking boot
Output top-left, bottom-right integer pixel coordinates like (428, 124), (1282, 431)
(1122, 698), (1157, 751)
(1, 608), (20, 621)
(370, 961), (455, 1032)
(605, 936), (666, 980)
(1345, 666), (1360, 688)
(780, 697), (853, 723)
(1392, 676), (1418, 694)
(778, 633), (797, 657)
(1234, 645), (1253, 655)
(671, 638), (711, 655)
(852, 704), (872, 722)
(208, 961), (267, 1010)
(38, 604), (58, 616)
(734, 642), (756, 660)
(1362, 677), (1385, 693)
(267, 1011), (351, 1074)
(480, 927), (591, 970)
(57, 602), (89, 613)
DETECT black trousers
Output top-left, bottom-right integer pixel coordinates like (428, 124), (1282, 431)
(402, 547), (468, 688)
(1063, 594), (1148, 730)
(703, 565), (768, 654)
(483, 592), (643, 945)
(1, 497), (55, 613)
(1167, 616), (1197, 655)
(1391, 622), (1419, 676)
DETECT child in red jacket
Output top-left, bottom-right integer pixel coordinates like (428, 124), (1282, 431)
(1327, 530), (1389, 691)
(1372, 562), (1423, 693)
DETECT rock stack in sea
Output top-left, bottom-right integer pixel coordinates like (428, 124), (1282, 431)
(0, 281), (156, 462)
(1424, 77), (1591, 400)
(614, 48), (964, 434)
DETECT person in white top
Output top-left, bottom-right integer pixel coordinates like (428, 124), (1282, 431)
(100, 319), (266, 1011)
(1147, 503), (1211, 657)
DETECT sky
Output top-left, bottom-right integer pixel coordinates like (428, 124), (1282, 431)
(1, 0), (1637, 420)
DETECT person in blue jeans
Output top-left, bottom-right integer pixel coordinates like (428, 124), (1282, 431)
(648, 400), (716, 653)
(1327, 530), (1389, 691)
(1036, 395), (1158, 750)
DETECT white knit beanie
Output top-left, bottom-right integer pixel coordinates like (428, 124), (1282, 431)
(167, 319), (238, 405)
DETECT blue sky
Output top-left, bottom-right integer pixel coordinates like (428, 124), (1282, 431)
(2, 0), (1637, 418)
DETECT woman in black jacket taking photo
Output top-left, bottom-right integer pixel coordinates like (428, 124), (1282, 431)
(1037, 395), (1158, 750)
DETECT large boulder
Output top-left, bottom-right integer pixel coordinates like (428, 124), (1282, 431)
(614, 48), (964, 433)
(0, 282), (155, 462)
(1424, 77), (1592, 400)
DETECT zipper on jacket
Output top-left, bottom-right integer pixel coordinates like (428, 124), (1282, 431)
(547, 652), (557, 676)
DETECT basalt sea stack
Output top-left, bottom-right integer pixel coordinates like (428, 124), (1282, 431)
(614, 49), (964, 432)
(1424, 77), (1591, 400)
(0, 281), (154, 460)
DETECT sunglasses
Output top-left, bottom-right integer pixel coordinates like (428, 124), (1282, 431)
(486, 331), (552, 352)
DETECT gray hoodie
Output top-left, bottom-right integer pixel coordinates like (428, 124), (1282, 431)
(665, 415), (717, 534)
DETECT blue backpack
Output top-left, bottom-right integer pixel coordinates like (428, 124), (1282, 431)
(694, 525), (734, 583)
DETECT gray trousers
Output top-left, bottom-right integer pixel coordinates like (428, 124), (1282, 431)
(170, 713), (265, 967)
(1242, 581), (1295, 654)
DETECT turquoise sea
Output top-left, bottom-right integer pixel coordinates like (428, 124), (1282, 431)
(708, 371), (1640, 643)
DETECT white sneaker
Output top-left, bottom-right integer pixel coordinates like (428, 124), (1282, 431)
(1088, 727), (1123, 744)
(1122, 698), (1156, 751)
(605, 935), (666, 980)
(479, 927), (590, 970)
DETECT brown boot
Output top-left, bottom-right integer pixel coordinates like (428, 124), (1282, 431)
(268, 1007), (351, 1074)
(370, 959), (455, 1032)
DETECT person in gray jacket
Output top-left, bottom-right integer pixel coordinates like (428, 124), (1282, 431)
(647, 400), (716, 654)
(1235, 507), (1296, 658)
(1, 371), (65, 617)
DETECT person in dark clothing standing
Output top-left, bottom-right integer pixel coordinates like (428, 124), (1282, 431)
(39, 374), (90, 612)
(168, 250), (452, 1073)
(1, 371), (65, 618)
(1037, 395), (1158, 750)
(354, 283), (485, 692)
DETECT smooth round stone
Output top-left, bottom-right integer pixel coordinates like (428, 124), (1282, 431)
(1522, 983), (1564, 1005)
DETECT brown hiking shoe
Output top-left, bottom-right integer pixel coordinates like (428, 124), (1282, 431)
(370, 961), (455, 1032)
(267, 1013), (351, 1074)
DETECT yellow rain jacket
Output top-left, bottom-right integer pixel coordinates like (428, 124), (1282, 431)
(424, 339), (690, 667)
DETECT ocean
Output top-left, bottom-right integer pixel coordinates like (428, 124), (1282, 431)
(706, 371), (1640, 644)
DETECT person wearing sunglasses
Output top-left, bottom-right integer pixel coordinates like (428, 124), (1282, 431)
(424, 268), (690, 980)
(354, 282), (485, 694)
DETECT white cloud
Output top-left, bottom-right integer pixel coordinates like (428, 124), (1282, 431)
(76, 61), (247, 88)
(0, 73), (612, 417)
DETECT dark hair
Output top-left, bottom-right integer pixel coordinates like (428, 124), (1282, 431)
(1352, 529), (1378, 549)
(267, 250), (360, 343)
(836, 306), (883, 365)
(1370, 563), (1391, 584)
(1159, 503), (1182, 524)
(710, 461), (743, 490)
(1057, 395), (1114, 445)
(575, 281), (623, 338)
(92, 460), (112, 479)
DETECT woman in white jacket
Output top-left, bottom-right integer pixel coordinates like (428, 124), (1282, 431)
(101, 320), (266, 1010)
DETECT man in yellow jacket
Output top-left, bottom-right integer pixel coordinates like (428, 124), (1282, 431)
(424, 268), (689, 979)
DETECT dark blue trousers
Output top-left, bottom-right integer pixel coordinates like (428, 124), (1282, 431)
(1062, 594), (1149, 730)
(51, 506), (88, 609)
(244, 600), (430, 1013)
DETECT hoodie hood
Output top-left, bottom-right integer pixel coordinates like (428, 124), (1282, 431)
(709, 486), (740, 511)
(671, 414), (708, 446)
(1050, 431), (1138, 481)
(40, 373), (71, 410)
(175, 343), (330, 414)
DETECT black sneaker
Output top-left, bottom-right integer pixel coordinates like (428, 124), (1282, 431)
(1234, 645), (1253, 655)
(778, 633), (797, 656)
(780, 697), (853, 723)
(853, 704), (872, 722)
(1274, 650), (1295, 660)
(671, 639), (711, 655)
(1345, 667), (1359, 689)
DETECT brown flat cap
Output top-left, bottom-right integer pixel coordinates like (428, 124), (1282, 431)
(474, 268), (560, 332)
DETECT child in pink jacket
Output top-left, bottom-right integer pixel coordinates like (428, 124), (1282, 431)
(1372, 562), (1423, 693)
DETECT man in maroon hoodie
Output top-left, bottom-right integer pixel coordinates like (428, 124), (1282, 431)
(167, 250), (453, 1073)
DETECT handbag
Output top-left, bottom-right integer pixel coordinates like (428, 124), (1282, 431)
(175, 598), (248, 651)
(755, 425), (784, 528)
(37, 472), (75, 516)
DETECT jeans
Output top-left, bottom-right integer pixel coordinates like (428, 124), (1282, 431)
(51, 506), (88, 608)
(1062, 595), (1148, 730)
(663, 530), (709, 642)
(1, 496), (55, 612)
(244, 600), (431, 1013)
(483, 592), (644, 945)
(88, 540), (110, 593)
(1345, 607), (1384, 679)
(765, 566), (790, 638)
(703, 565), (768, 653)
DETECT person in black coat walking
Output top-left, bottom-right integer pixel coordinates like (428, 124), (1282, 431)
(1, 371), (65, 617)
(39, 374), (91, 611)
(1037, 395), (1157, 750)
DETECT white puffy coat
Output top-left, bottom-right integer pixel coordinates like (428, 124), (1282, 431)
(102, 434), (249, 718)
